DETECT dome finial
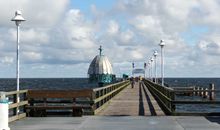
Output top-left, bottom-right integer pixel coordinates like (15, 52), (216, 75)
(98, 45), (103, 56)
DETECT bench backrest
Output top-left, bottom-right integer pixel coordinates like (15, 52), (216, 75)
(27, 89), (93, 99)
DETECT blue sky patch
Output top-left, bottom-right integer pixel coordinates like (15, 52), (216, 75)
(181, 25), (209, 45)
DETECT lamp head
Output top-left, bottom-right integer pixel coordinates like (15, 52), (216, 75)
(153, 50), (158, 57)
(150, 57), (154, 62)
(11, 10), (26, 26)
(159, 40), (165, 47)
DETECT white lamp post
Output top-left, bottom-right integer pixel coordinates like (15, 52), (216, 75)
(11, 10), (25, 114)
(144, 62), (146, 78)
(148, 62), (151, 80)
(159, 40), (165, 86)
(150, 57), (154, 82)
(153, 50), (158, 83)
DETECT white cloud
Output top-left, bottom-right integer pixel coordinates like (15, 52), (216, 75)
(60, 9), (96, 49)
(107, 20), (119, 35)
(0, 0), (69, 27)
(8, 28), (49, 44)
(1, 0), (220, 77)
(0, 56), (13, 64)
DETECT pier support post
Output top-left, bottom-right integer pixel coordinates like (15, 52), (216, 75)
(193, 86), (196, 96)
(200, 88), (204, 97)
(203, 88), (208, 98)
(196, 87), (199, 96)
(198, 87), (202, 97)
(209, 83), (215, 100)
(0, 92), (10, 130)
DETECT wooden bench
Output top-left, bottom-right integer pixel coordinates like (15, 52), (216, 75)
(25, 90), (94, 117)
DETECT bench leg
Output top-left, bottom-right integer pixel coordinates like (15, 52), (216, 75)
(72, 108), (83, 117)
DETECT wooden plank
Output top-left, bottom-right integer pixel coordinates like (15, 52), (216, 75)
(6, 90), (28, 96)
(25, 105), (91, 109)
(98, 81), (164, 116)
(9, 113), (26, 123)
(27, 89), (93, 98)
(9, 100), (28, 109)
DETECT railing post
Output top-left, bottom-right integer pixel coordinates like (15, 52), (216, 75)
(209, 83), (215, 100)
(91, 91), (96, 115)
(23, 92), (27, 113)
(170, 91), (175, 113)
(13, 94), (17, 116)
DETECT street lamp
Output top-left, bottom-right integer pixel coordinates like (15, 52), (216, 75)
(153, 50), (158, 83)
(159, 40), (165, 86)
(150, 57), (154, 81)
(148, 62), (151, 80)
(144, 62), (146, 78)
(11, 10), (25, 114)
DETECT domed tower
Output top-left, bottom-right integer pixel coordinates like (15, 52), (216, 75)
(88, 46), (115, 84)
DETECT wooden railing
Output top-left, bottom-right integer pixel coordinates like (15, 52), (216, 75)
(92, 80), (130, 114)
(143, 79), (220, 115)
(4, 80), (129, 122)
(5, 90), (28, 122)
(143, 79), (175, 114)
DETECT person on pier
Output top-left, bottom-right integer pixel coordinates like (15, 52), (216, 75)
(130, 77), (135, 88)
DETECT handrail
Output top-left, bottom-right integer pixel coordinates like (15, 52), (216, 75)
(92, 80), (130, 114)
(143, 79), (220, 115)
(143, 79), (175, 114)
(5, 90), (28, 122)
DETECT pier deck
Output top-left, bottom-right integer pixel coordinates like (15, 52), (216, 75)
(98, 81), (164, 116)
(10, 116), (220, 130)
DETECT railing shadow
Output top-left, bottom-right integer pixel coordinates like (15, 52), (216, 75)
(142, 82), (157, 116)
(205, 116), (220, 124)
(139, 83), (145, 116)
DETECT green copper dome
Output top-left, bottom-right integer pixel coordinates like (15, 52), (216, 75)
(88, 46), (115, 84)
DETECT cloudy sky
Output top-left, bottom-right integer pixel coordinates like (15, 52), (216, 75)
(0, 0), (220, 78)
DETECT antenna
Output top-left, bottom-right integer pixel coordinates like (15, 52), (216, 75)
(98, 45), (103, 56)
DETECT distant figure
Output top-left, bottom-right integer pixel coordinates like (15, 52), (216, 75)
(130, 77), (135, 88)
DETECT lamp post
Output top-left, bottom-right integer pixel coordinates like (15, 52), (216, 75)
(132, 62), (134, 77)
(11, 10), (25, 114)
(153, 50), (158, 83)
(144, 62), (146, 78)
(150, 57), (154, 82)
(148, 62), (151, 80)
(159, 40), (165, 86)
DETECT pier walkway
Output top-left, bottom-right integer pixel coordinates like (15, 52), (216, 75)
(10, 116), (220, 130)
(98, 81), (164, 116)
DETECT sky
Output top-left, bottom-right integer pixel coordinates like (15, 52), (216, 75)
(0, 0), (220, 78)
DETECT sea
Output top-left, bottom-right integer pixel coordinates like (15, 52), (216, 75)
(0, 78), (220, 113)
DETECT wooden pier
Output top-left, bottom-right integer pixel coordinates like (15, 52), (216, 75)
(3, 79), (220, 130)
(98, 81), (164, 116)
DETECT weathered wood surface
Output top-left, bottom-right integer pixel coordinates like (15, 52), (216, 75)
(26, 90), (94, 117)
(9, 116), (220, 130)
(98, 81), (165, 116)
(27, 89), (93, 98)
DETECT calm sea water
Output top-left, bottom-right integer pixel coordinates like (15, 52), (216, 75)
(0, 78), (98, 91)
(0, 78), (220, 112)
(165, 78), (220, 112)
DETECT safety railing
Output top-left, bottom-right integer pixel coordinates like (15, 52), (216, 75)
(5, 90), (28, 122)
(143, 79), (220, 115)
(3, 81), (130, 122)
(143, 79), (175, 114)
(92, 80), (130, 114)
